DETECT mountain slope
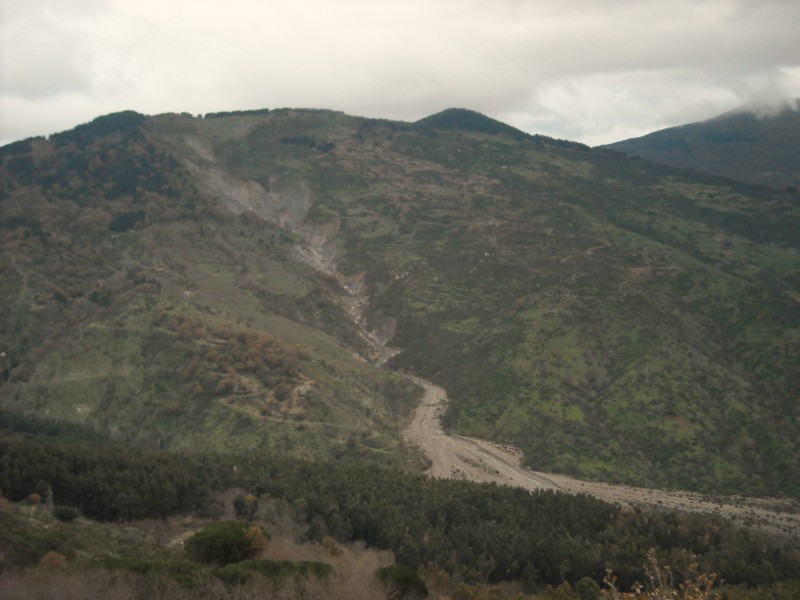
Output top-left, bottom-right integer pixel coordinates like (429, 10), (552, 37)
(604, 101), (800, 190)
(0, 112), (420, 461)
(2, 108), (799, 496)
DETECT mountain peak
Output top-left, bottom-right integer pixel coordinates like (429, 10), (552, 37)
(414, 108), (528, 139)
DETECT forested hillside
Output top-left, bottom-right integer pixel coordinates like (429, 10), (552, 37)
(604, 102), (800, 191)
(2, 106), (800, 598)
(2, 108), (799, 496)
(0, 111), (420, 462)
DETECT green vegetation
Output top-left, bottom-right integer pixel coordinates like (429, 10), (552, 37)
(53, 505), (79, 522)
(184, 521), (267, 565)
(0, 501), (333, 598)
(1, 103), (799, 512)
(377, 564), (429, 600)
(2, 434), (800, 593)
(0, 113), (421, 461)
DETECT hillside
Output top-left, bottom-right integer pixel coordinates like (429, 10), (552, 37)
(2, 107), (799, 497)
(604, 101), (800, 191)
(0, 111), (420, 463)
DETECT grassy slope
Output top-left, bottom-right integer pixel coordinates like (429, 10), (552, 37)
(2, 108), (799, 495)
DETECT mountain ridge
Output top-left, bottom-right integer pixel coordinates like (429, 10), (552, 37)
(604, 100), (800, 191)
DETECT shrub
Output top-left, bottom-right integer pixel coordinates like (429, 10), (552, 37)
(602, 548), (719, 600)
(233, 493), (258, 519)
(185, 521), (262, 566)
(376, 565), (428, 600)
(53, 505), (79, 522)
(244, 524), (269, 554)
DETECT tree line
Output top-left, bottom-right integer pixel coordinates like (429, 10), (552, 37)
(2, 433), (799, 591)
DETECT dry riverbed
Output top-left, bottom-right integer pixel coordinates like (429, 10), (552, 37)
(403, 378), (800, 539)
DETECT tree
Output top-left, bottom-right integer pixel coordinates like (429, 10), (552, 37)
(575, 576), (601, 600)
(54, 505), (79, 522)
(185, 521), (257, 566)
(245, 524), (270, 555)
(233, 493), (259, 519)
(377, 565), (429, 600)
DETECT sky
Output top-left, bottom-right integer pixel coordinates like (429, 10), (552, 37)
(2, 0), (800, 147)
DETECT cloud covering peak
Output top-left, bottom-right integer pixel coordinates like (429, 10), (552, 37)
(2, 0), (799, 146)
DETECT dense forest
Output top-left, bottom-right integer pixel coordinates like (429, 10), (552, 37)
(2, 430), (800, 595)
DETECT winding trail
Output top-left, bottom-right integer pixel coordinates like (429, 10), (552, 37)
(403, 378), (800, 539)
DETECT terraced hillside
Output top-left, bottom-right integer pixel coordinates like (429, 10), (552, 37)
(2, 108), (798, 496)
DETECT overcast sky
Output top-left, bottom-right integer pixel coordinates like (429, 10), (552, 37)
(2, 0), (800, 147)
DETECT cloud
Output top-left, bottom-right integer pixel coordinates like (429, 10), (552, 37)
(0, 0), (95, 98)
(1, 0), (799, 146)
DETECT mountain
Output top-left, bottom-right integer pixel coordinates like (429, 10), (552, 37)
(2, 107), (799, 497)
(604, 100), (800, 191)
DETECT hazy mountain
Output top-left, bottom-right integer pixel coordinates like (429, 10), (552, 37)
(2, 107), (799, 497)
(604, 100), (800, 191)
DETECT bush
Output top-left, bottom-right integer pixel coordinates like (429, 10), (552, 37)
(185, 521), (260, 566)
(376, 565), (428, 600)
(233, 493), (258, 519)
(53, 505), (79, 522)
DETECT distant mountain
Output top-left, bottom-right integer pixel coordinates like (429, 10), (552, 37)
(604, 101), (800, 191)
(2, 107), (799, 496)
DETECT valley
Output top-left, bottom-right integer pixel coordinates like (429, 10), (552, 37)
(404, 378), (800, 539)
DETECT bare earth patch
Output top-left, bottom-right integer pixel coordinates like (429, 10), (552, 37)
(403, 378), (800, 539)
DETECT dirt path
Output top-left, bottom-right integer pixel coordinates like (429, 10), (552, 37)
(403, 378), (800, 539)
